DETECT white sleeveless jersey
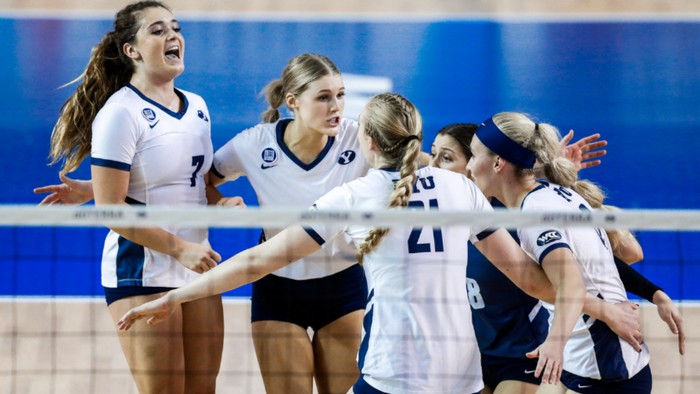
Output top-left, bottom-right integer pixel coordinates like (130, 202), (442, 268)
(212, 118), (369, 280)
(517, 180), (650, 380)
(91, 84), (213, 288)
(306, 166), (493, 394)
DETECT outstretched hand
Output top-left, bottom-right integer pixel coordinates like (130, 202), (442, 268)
(33, 173), (94, 205)
(653, 290), (686, 355)
(117, 293), (175, 331)
(525, 338), (564, 385)
(560, 130), (608, 170)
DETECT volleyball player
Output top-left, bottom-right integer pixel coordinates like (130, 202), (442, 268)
(431, 123), (685, 393)
(208, 53), (370, 394)
(44, 2), (224, 392)
(116, 93), (642, 393)
(467, 112), (652, 393)
(38, 53), (371, 394)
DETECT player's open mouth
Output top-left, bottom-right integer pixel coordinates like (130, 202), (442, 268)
(165, 45), (181, 60)
(328, 117), (340, 126)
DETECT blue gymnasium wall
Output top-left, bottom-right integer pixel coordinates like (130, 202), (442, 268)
(1, 17), (699, 298)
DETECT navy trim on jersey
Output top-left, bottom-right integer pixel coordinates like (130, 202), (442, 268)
(520, 181), (548, 209)
(91, 157), (131, 171)
(303, 227), (326, 246)
(115, 236), (145, 287)
(538, 243), (570, 264)
(357, 289), (374, 371)
(125, 196), (144, 205)
(276, 118), (336, 171)
(353, 376), (387, 394)
(126, 83), (189, 120)
(589, 319), (629, 380)
(476, 228), (497, 241)
(210, 164), (226, 179)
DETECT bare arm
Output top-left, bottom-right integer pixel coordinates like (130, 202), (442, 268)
(609, 229), (644, 264)
(525, 248), (586, 383)
(92, 165), (220, 273)
(474, 229), (552, 299)
(117, 225), (321, 330)
(475, 229), (643, 351)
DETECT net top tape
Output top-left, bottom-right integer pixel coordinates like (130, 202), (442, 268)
(1, 205), (699, 231)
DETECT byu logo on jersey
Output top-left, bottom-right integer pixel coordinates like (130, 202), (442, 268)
(141, 108), (157, 121)
(338, 150), (356, 165)
(260, 147), (278, 170)
(197, 110), (209, 122)
(537, 230), (562, 246)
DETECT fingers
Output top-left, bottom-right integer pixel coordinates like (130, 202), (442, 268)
(197, 250), (221, 273)
(33, 185), (59, 194)
(679, 328), (686, 355)
(579, 160), (602, 170)
(38, 194), (58, 205)
(205, 256), (218, 271)
(576, 134), (603, 148)
(582, 149), (606, 160)
(535, 358), (549, 382)
(560, 130), (574, 146)
(665, 313), (679, 335)
(633, 332), (643, 352)
(624, 329), (643, 352)
(536, 357), (560, 385)
(581, 141), (607, 153)
(117, 310), (138, 331)
(674, 314), (686, 355)
(217, 196), (247, 207)
(677, 321), (686, 355)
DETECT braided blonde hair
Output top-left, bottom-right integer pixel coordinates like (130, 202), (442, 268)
(356, 93), (423, 264)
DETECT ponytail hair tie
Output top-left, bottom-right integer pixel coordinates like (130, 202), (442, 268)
(402, 135), (420, 146)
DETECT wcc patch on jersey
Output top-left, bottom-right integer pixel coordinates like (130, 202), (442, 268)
(260, 147), (279, 169)
(338, 150), (356, 165)
(537, 230), (562, 246)
(141, 108), (156, 121)
(197, 109), (209, 122)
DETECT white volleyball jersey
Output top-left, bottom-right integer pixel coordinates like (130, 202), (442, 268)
(91, 84), (213, 288)
(517, 180), (650, 381)
(212, 118), (369, 280)
(306, 166), (493, 394)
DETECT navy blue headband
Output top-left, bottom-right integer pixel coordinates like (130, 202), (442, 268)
(476, 117), (537, 169)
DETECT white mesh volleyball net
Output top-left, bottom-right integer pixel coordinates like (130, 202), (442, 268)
(0, 205), (698, 393)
